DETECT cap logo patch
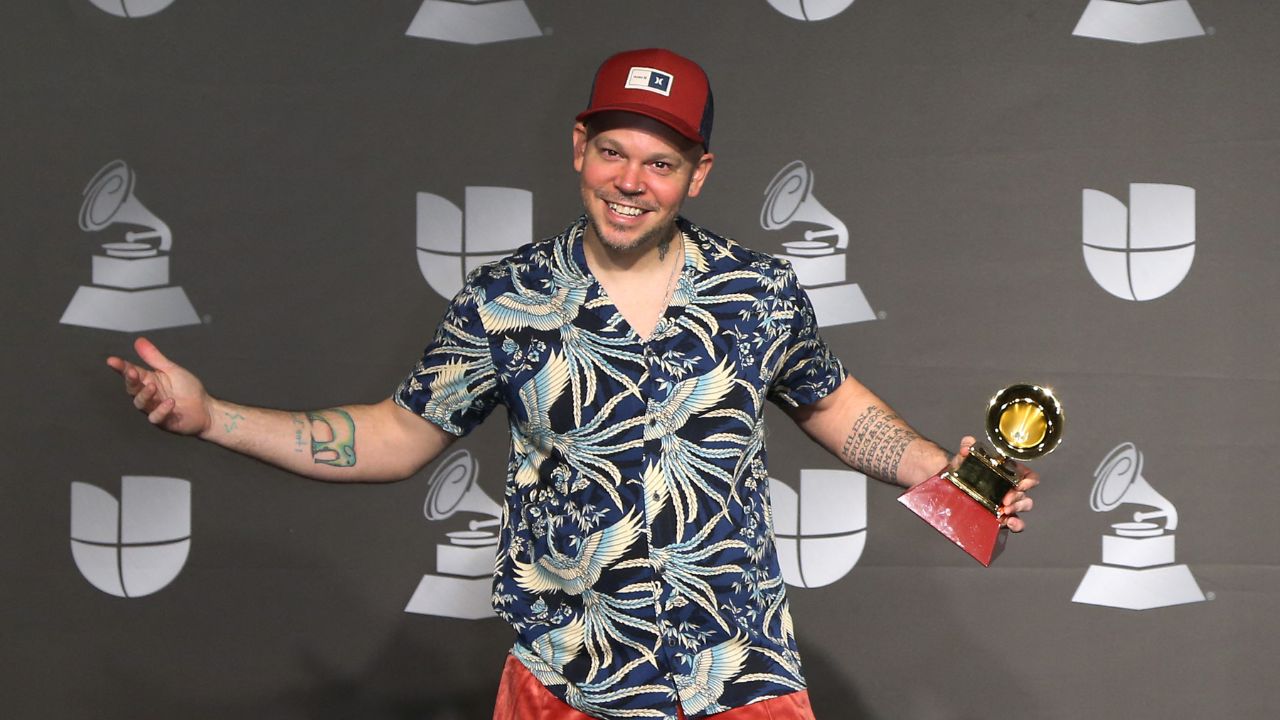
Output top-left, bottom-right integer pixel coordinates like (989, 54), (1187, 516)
(624, 67), (674, 96)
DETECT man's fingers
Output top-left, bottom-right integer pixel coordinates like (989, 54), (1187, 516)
(946, 436), (978, 472)
(125, 365), (149, 394)
(133, 383), (155, 411)
(108, 358), (150, 395)
(134, 336), (175, 372)
(147, 398), (175, 425)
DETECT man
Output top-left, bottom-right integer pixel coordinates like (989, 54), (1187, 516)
(109, 49), (1038, 720)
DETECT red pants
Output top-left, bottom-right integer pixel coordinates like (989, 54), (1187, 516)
(492, 654), (816, 719)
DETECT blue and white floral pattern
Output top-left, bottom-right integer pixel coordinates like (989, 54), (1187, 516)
(397, 216), (845, 719)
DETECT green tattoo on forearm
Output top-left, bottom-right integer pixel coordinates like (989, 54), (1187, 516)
(291, 413), (306, 454)
(222, 411), (245, 433)
(306, 408), (357, 467)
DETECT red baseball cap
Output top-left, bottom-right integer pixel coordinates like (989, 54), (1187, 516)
(576, 48), (715, 150)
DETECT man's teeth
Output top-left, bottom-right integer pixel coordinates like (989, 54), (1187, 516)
(608, 202), (643, 217)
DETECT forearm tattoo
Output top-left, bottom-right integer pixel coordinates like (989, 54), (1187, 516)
(840, 407), (920, 484)
(291, 413), (306, 454)
(306, 408), (357, 467)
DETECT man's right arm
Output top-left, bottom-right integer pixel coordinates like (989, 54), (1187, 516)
(107, 337), (455, 483)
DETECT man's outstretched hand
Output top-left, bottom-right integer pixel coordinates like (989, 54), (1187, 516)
(106, 337), (214, 438)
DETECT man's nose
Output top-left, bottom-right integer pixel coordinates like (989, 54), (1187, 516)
(616, 163), (644, 194)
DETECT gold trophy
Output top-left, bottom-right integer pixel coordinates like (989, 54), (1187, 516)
(898, 384), (1064, 565)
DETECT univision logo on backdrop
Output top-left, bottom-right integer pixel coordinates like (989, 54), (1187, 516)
(416, 187), (532, 300)
(87, 0), (176, 17)
(761, 161), (875, 327)
(405, 450), (499, 620)
(767, 0), (856, 21)
(1072, 443), (1204, 610)
(70, 476), (191, 598)
(1082, 183), (1195, 301)
(1073, 0), (1205, 44)
(62, 160), (201, 332)
(769, 469), (867, 588)
(406, 0), (543, 44)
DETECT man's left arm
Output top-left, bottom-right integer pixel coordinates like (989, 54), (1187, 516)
(782, 375), (1038, 531)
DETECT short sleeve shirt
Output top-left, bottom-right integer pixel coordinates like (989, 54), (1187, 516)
(396, 216), (846, 720)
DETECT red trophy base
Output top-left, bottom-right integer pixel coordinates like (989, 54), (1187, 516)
(899, 474), (1007, 566)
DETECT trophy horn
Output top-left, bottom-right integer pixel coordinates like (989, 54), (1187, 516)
(423, 449), (501, 530)
(761, 160), (848, 250)
(984, 384), (1064, 462)
(1090, 442), (1178, 530)
(80, 160), (172, 251)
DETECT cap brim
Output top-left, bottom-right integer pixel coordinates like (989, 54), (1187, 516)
(575, 105), (705, 147)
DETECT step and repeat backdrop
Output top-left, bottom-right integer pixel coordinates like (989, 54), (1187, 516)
(4, 1), (1278, 719)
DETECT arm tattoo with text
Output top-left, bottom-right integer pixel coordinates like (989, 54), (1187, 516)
(306, 408), (357, 467)
(840, 407), (919, 484)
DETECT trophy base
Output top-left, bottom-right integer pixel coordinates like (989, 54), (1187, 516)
(899, 473), (1007, 566)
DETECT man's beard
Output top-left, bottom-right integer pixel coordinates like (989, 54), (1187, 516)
(585, 208), (676, 255)
(583, 190), (680, 254)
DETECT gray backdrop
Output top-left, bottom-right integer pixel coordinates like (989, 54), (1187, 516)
(4, 1), (1278, 719)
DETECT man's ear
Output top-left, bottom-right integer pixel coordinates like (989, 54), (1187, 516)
(572, 122), (589, 173)
(685, 152), (715, 198)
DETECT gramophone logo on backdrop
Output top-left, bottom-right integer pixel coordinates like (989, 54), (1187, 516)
(770, 470), (867, 588)
(406, 0), (543, 45)
(1082, 183), (1195, 301)
(1073, 0), (1205, 44)
(1073, 442), (1205, 610)
(87, 0), (176, 18)
(62, 160), (200, 332)
(416, 187), (532, 300)
(761, 161), (875, 327)
(766, 0), (857, 22)
(70, 476), (191, 598)
(405, 450), (500, 620)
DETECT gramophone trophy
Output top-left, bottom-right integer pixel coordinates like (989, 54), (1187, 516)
(898, 384), (1063, 566)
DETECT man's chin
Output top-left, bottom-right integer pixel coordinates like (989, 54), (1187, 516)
(587, 215), (673, 254)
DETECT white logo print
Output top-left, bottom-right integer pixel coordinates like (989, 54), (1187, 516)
(761, 161), (875, 327)
(416, 186), (532, 300)
(406, 0), (542, 45)
(770, 470), (867, 588)
(1082, 183), (1195, 301)
(1072, 443), (1205, 610)
(1073, 0), (1205, 44)
(70, 476), (191, 598)
(766, 0), (857, 22)
(624, 67), (674, 96)
(405, 450), (500, 620)
(88, 0), (177, 18)
(62, 160), (200, 332)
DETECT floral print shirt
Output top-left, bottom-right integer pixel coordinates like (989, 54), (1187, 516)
(396, 216), (846, 719)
